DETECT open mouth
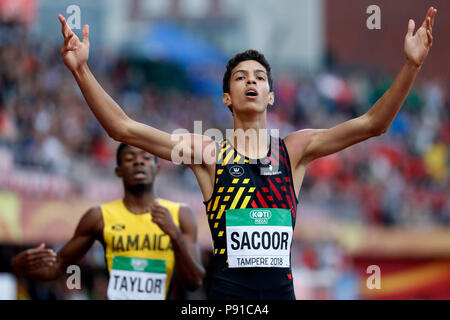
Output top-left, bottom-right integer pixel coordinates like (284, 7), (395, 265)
(245, 88), (258, 97)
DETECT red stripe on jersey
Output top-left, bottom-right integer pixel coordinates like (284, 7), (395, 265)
(279, 154), (289, 169)
(279, 143), (290, 169)
(286, 193), (294, 218)
(268, 178), (283, 201)
(256, 191), (269, 208)
(269, 154), (279, 166)
(288, 185), (297, 218)
(269, 145), (280, 166)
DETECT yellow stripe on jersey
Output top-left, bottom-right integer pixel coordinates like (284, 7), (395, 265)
(218, 144), (231, 162)
(240, 195), (252, 208)
(223, 149), (235, 166)
(212, 196), (221, 211)
(216, 205), (226, 220)
(230, 187), (245, 209)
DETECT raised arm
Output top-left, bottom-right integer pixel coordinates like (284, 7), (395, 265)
(57, 15), (213, 165)
(12, 207), (103, 282)
(285, 7), (437, 167)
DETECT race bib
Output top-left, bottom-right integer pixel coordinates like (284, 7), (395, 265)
(226, 208), (293, 268)
(107, 256), (167, 300)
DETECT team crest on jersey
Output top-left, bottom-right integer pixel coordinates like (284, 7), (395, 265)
(229, 165), (244, 177)
(112, 224), (126, 231)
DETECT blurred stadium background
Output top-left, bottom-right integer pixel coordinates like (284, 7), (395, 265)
(0, 0), (449, 300)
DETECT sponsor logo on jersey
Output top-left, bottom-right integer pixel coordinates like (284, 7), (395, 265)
(131, 258), (148, 272)
(229, 165), (244, 177)
(249, 210), (272, 224)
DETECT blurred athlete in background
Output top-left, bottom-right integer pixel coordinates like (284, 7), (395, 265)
(12, 143), (205, 299)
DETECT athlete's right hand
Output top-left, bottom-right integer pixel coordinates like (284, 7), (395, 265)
(58, 14), (90, 72)
(11, 243), (56, 276)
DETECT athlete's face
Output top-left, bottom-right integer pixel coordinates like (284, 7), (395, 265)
(223, 60), (274, 114)
(115, 146), (158, 187)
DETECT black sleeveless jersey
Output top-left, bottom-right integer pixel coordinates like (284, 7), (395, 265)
(203, 136), (299, 299)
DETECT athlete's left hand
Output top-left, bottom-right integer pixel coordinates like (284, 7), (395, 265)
(150, 201), (180, 239)
(404, 7), (437, 68)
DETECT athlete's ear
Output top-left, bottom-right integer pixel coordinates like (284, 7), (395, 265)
(114, 166), (122, 178)
(222, 92), (232, 107)
(268, 91), (275, 107)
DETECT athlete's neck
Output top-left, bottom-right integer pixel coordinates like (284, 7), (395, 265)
(123, 190), (156, 214)
(231, 110), (269, 159)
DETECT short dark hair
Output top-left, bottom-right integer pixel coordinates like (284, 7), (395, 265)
(116, 143), (128, 166)
(222, 50), (273, 113)
(116, 143), (157, 166)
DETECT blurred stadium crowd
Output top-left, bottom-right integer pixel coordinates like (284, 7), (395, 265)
(1, 20), (448, 227)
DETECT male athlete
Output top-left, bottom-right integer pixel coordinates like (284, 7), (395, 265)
(55, 7), (436, 299)
(12, 143), (205, 299)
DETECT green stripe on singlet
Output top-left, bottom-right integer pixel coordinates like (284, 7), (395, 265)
(112, 256), (166, 273)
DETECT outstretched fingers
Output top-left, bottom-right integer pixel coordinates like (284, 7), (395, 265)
(406, 19), (415, 38)
(423, 7), (437, 47)
(58, 14), (73, 39)
(421, 7), (437, 32)
(429, 8), (437, 30)
(82, 24), (90, 44)
(58, 14), (78, 55)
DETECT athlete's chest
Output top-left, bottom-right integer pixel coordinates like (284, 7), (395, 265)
(104, 217), (173, 253)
